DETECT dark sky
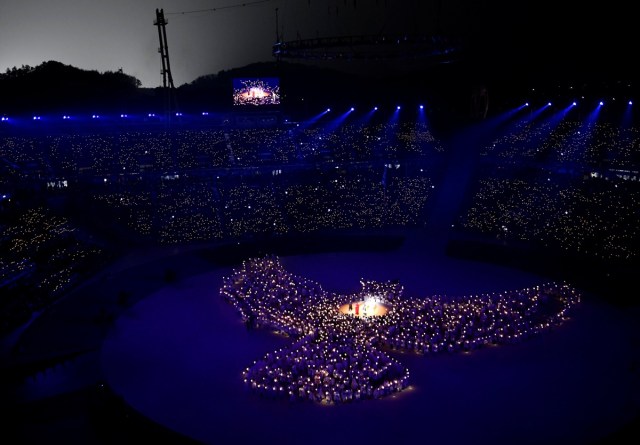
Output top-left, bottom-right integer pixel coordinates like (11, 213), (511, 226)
(0, 1), (634, 88)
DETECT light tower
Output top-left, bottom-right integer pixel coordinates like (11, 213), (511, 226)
(154, 8), (177, 120)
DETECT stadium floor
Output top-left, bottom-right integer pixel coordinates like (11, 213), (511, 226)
(6, 229), (640, 444)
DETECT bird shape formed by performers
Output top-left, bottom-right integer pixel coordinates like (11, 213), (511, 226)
(219, 255), (580, 404)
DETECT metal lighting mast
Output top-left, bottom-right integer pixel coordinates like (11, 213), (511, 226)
(154, 8), (175, 89)
(154, 8), (177, 121)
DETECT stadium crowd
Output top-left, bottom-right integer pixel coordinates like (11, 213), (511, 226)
(460, 118), (640, 261)
(1, 114), (639, 338)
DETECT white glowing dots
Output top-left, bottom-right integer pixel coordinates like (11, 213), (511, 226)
(221, 256), (579, 405)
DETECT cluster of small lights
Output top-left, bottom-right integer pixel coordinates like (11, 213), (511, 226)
(467, 119), (640, 261)
(2, 114), (638, 262)
(480, 120), (640, 166)
(83, 166), (435, 244)
(461, 175), (640, 261)
(0, 208), (104, 333)
(318, 105), (427, 114)
(220, 255), (580, 404)
(13, 124), (400, 237)
(522, 97), (635, 109)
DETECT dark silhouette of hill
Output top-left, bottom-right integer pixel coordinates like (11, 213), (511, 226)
(0, 61), (153, 115)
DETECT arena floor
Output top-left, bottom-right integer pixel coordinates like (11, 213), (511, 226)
(92, 230), (640, 445)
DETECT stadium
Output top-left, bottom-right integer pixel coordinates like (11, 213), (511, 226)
(1, 2), (639, 445)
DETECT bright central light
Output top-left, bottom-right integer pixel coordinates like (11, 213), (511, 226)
(247, 87), (268, 98)
(339, 295), (389, 318)
(363, 298), (376, 314)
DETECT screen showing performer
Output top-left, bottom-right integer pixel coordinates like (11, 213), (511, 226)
(233, 77), (280, 106)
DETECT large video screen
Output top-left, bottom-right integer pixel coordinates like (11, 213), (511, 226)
(233, 77), (280, 106)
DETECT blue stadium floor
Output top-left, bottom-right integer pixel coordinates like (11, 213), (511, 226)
(5, 229), (640, 445)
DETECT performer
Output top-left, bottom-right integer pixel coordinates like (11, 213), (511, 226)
(355, 303), (359, 316)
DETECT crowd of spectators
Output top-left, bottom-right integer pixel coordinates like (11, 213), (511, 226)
(0, 122), (443, 176)
(1, 113), (639, 339)
(460, 118), (640, 262)
(84, 165), (436, 244)
(220, 255), (580, 404)
(480, 119), (640, 170)
(0, 207), (106, 334)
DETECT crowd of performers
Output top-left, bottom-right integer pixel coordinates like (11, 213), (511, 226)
(219, 255), (581, 404)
